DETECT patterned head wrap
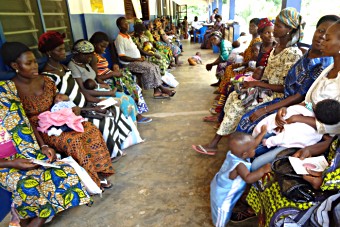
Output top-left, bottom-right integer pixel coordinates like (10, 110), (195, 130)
(1, 42), (30, 66)
(72, 40), (94, 54)
(210, 31), (222, 40)
(38, 31), (65, 53)
(257, 18), (274, 33)
(278, 7), (304, 46)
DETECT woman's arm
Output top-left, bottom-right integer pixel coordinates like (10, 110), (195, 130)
(250, 94), (305, 122)
(73, 78), (108, 102)
(119, 55), (144, 63)
(31, 124), (56, 162)
(206, 56), (222, 71)
(253, 81), (284, 93)
(0, 158), (39, 170)
(286, 115), (317, 129)
(293, 138), (333, 159)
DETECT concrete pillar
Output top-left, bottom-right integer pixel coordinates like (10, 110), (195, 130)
(229, 0), (235, 20)
(281, 0), (301, 12)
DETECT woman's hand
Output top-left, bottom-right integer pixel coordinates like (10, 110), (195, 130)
(41, 146), (57, 163)
(206, 63), (213, 71)
(292, 148), (311, 160)
(275, 107), (287, 128)
(302, 168), (323, 190)
(249, 108), (267, 122)
(91, 105), (107, 114)
(11, 158), (39, 170)
(72, 106), (81, 116)
(285, 115), (303, 124)
(137, 56), (145, 62)
(242, 81), (258, 89)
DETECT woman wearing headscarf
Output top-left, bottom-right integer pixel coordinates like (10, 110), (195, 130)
(1, 42), (114, 189)
(68, 39), (139, 123)
(201, 14), (224, 49)
(38, 31), (131, 158)
(205, 18), (274, 121)
(192, 8), (303, 155)
(237, 15), (338, 135)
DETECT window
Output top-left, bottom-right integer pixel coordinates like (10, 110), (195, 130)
(124, 0), (149, 20)
(0, 0), (73, 59)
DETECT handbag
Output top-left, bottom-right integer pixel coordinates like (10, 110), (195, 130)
(80, 102), (114, 120)
(272, 148), (321, 203)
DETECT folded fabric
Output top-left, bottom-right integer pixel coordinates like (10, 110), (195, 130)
(37, 108), (84, 133)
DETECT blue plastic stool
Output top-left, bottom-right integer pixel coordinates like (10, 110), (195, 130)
(0, 188), (12, 221)
(212, 45), (219, 53)
(197, 26), (208, 43)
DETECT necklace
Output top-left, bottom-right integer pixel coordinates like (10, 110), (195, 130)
(47, 62), (63, 72)
(71, 59), (90, 72)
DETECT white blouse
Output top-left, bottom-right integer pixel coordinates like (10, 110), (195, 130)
(305, 63), (340, 134)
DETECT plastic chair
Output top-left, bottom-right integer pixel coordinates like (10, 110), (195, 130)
(197, 26), (208, 43)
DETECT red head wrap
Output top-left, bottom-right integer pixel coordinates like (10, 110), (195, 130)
(38, 31), (65, 53)
(257, 18), (274, 33)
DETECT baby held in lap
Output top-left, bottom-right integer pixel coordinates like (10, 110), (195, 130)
(38, 94), (84, 136)
(253, 99), (340, 149)
(84, 78), (117, 100)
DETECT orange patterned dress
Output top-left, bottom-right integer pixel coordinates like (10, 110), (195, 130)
(18, 77), (114, 186)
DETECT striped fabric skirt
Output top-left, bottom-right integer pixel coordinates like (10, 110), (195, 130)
(43, 70), (131, 158)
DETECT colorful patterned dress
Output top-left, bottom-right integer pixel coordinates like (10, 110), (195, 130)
(17, 77), (114, 186)
(236, 52), (334, 134)
(131, 35), (169, 75)
(42, 70), (132, 158)
(216, 47), (302, 136)
(247, 136), (340, 227)
(0, 80), (91, 219)
(94, 53), (149, 114)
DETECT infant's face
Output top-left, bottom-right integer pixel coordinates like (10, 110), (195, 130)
(196, 52), (201, 57)
(113, 64), (120, 72)
(55, 94), (69, 104)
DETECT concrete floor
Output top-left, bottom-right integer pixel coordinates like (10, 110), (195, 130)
(1, 40), (257, 227)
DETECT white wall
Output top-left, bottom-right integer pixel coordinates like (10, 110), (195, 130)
(148, 0), (158, 15)
(68, 0), (125, 14)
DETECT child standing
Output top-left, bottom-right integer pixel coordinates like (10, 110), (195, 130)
(210, 128), (271, 227)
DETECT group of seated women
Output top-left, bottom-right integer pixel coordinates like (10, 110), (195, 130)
(0, 15), (183, 227)
(192, 7), (340, 227)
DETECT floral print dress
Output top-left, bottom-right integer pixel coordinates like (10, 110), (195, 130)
(216, 47), (302, 136)
(0, 80), (91, 219)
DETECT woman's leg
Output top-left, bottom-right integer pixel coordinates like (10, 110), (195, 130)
(251, 146), (286, 171)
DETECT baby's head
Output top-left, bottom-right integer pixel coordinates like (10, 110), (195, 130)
(251, 42), (262, 60)
(195, 52), (201, 57)
(252, 66), (264, 80)
(54, 94), (69, 104)
(232, 40), (240, 48)
(314, 99), (340, 125)
(113, 64), (120, 72)
(228, 132), (256, 159)
(83, 79), (98, 90)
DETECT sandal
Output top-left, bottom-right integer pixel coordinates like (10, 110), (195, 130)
(192, 145), (217, 156)
(137, 117), (152, 124)
(153, 93), (170, 99)
(100, 179), (113, 189)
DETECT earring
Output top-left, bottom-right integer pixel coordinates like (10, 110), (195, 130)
(287, 32), (290, 35)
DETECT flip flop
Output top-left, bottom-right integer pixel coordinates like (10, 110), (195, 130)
(100, 179), (113, 189)
(137, 117), (152, 124)
(192, 145), (216, 156)
(153, 93), (170, 99)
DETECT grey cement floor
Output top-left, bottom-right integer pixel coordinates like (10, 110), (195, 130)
(1, 40), (257, 227)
